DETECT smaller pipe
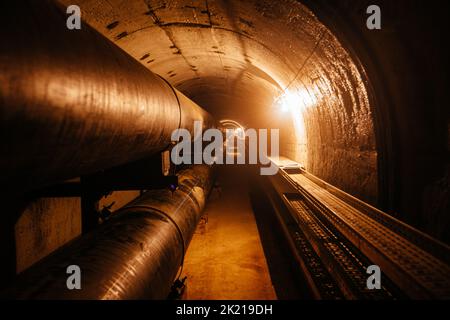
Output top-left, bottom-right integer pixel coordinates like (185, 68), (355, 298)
(3, 165), (213, 300)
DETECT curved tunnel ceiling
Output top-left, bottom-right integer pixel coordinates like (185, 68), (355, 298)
(59, 0), (378, 204)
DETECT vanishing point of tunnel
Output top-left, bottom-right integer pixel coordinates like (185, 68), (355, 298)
(0, 0), (449, 301)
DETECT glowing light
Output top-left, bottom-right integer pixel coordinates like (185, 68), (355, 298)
(272, 88), (317, 168)
(280, 103), (290, 113)
(234, 127), (245, 139)
(275, 88), (317, 114)
(219, 119), (246, 139)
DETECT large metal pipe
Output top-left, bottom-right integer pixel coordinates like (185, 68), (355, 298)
(3, 165), (213, 299)
(0, 1), (213, 193)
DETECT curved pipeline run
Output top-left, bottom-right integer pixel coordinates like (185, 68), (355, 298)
(3, 165), (213, 299)
(0, 0), (214, 193)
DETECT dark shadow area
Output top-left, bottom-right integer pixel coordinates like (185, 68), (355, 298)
(248, 173), (312, 299)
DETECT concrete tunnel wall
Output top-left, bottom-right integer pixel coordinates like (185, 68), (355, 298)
(305, 0), (450, 242)
(12, 0), (450, 275)
(58, 0), (378, 205)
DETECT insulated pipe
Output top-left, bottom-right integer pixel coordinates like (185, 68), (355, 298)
(0, 1), (213, 193)
(3, 165), (213, 299)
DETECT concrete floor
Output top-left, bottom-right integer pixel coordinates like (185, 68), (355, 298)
(182, 166), (277, 300)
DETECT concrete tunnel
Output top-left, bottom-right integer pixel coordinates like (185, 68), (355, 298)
(0, 0), (449, 300)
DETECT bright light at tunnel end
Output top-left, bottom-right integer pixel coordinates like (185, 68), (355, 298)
(170, 121), (280, 176)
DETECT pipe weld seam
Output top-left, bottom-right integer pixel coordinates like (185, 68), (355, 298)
(157, 74), (183, 133)
(121, 204), (186, 272)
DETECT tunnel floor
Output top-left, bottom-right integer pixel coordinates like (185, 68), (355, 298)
(181, 166), (277, 300)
